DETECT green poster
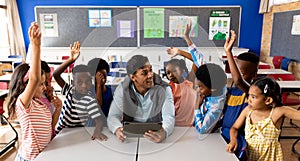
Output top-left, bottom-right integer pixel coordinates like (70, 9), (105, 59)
(209, 10), (230, 40)
(144, 8), (164, 38)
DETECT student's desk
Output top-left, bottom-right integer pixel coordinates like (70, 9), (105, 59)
(138, 127), (238, 161)
(0, 73), (12, 83)
(257, 69), (291, 75)
(35, 127), (238, 161)
(0, 57), (23, 64)
(34, 127), (138, 161)
(226, 69), (291, 79)
(277, 81), (300, 92)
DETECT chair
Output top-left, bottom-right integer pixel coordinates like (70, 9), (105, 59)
(292, 137), (300, 159)
(258, 64), (271, 69)
(8, 55), (22, 59)
(110, 62), (127, 68)
(267, 74), (300, 139)
(0, 95), (18, 156)
(281, 57), (292, 71)
(0, 82), (8, 89)
(272, 56), (284, 69)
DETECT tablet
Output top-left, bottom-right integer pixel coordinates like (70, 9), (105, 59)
(123, 122), (162, 136)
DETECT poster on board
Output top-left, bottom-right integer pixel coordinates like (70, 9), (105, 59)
(209, 10), (230, 40)
(169, 16), (198, 37)
(39, 13), (59, 37)
(117, 20), (134, 38)
(144, 8), (164, 38)
(291, 15), (300, 35)
(88, 9), (112, 27)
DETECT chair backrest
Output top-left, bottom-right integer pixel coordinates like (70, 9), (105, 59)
(258, 64), (271, 69)
(267, 74), (296, 81)
(281, 57), (291, 71)
(0, 82), (8, 89)
(110, 62), (127, 68)
(8, 55), (23, 59)
(272, 56), (284, 69)
(0, 99), (4, 114)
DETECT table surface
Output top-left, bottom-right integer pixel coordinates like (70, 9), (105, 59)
(226, 69), (292, 79)
(0, 73), (12, 82)
(35, 127), (138, 161)
(0, 57), (23, 63)
(138, 127), (238, 161)
(35, 127), (237, 161)
(277, 80), (300, 92)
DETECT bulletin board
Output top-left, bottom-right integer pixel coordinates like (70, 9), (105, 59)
(140, 6), (241, 47)
(271, 10), (300, 62)
(35, 6), (240, 48)
(35, 6), (138, 47)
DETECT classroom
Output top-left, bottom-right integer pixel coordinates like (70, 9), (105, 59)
(1, 0), (300, 161)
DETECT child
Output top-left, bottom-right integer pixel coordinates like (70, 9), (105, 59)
(7, 22), (55, 161)
(193, 63), (227, 133)
(164, 58), (196, 126)
(53, 42), (107, 141)
(226, 77), (300, 161)
(222, 30), (260, 158)
(87, 58), (113, 117)
(40, 60), (62, 130)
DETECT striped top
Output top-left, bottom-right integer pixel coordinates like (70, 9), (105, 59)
(16, 97), (52, 160)
(55, 83), (101, 133)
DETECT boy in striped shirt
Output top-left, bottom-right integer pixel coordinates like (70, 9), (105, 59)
(53, 42), (107, 141)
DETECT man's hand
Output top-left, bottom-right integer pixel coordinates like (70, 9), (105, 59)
(115, 127), (126, 142)
(144, 128), (166, 143)
(224, 30), (236, 53)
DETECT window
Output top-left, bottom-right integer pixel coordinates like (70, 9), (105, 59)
(0, 0), (10, 56)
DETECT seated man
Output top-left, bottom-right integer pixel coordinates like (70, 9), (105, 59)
(107, 55), (175, 143)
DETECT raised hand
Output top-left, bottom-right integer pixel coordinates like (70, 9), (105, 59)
(224, 30), (236, 53)
(184, 20), (192, 38)
(184, 20), (193, 46)
(166, 46), (179, 58)
(70, 41), (81, 61)
(28, 22), (42, 46)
